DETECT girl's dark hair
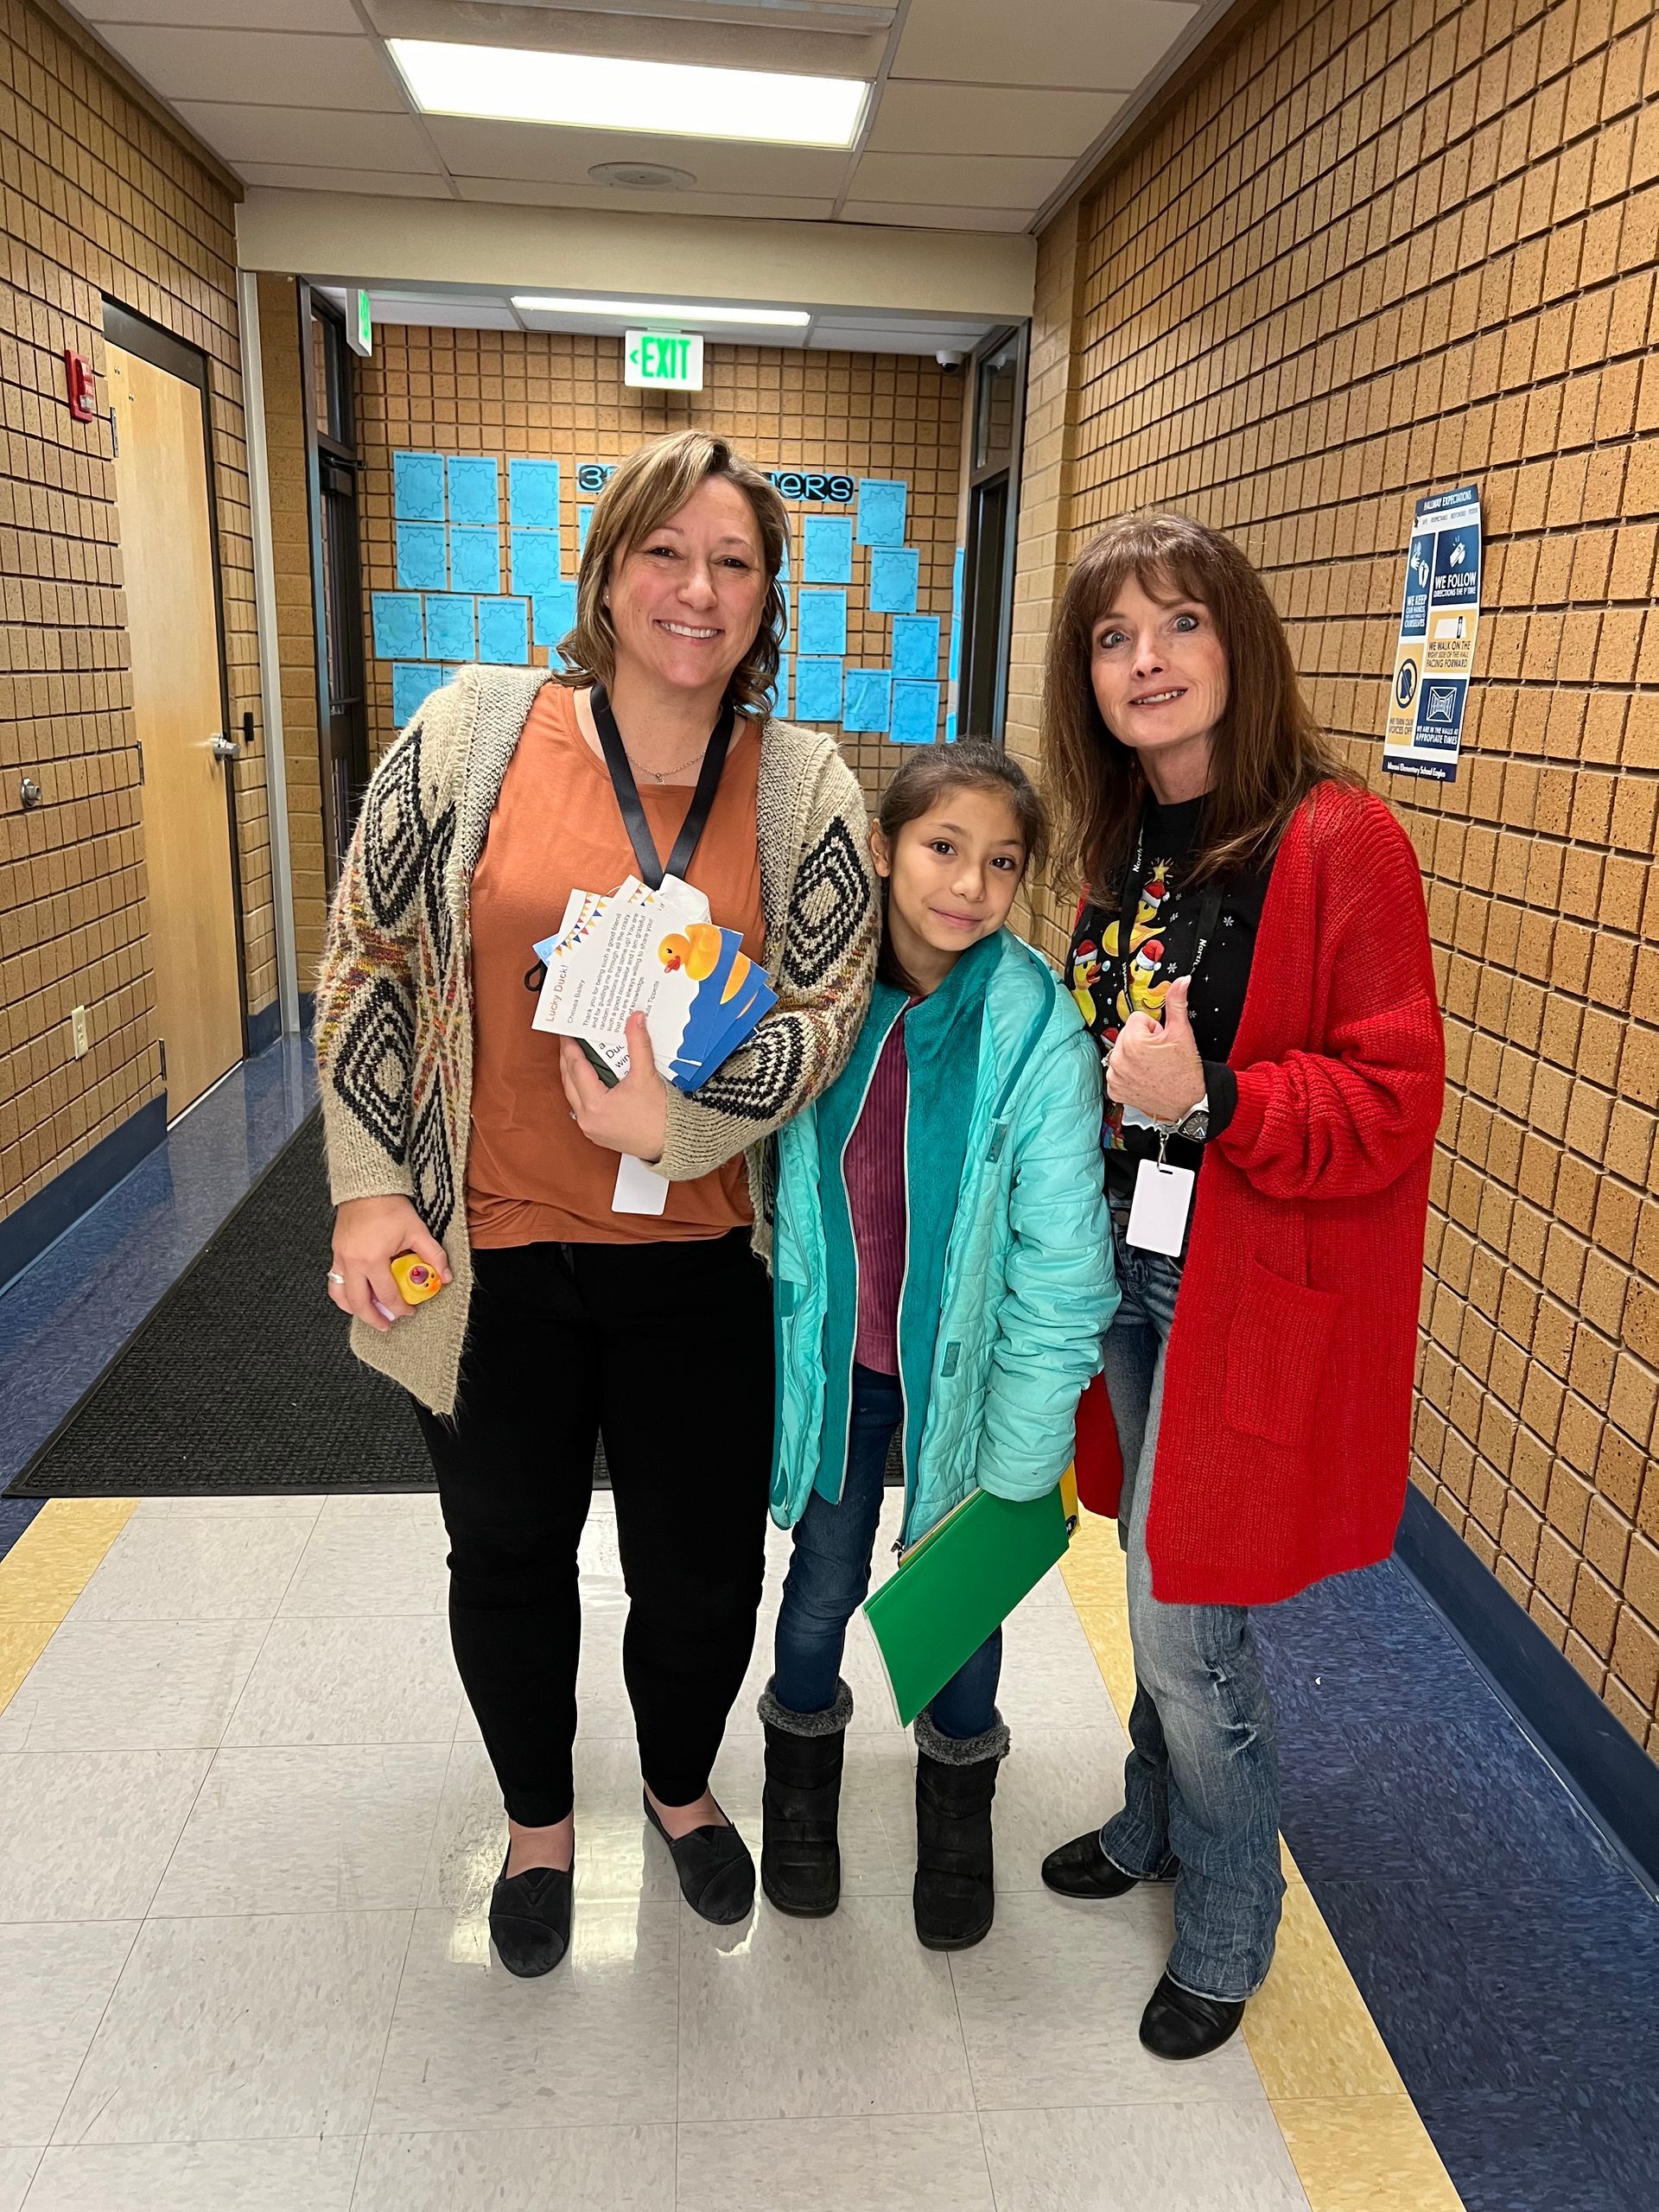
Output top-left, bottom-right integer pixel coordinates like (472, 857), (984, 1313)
(874, 741), (1047, 990)
(1042, 511), (1356, 896)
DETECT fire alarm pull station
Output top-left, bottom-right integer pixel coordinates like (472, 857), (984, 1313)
(64, 350), (95, 422)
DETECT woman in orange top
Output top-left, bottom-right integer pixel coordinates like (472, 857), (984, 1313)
(317, 431), (878, 1976)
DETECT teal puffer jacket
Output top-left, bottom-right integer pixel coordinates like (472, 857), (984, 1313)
(771, 929), (1119, 1548)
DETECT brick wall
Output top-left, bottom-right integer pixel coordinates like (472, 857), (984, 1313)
(353, 326), (963, 809)
(0, 0), (269, 1224)
(1019, 0), (1659, 1754)
(255, 273), (327, 982)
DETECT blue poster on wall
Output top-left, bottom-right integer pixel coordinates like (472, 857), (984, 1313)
(395, 523), (447, 592)
(372, 592), (424, 659)
(532, 580), (579, 650)
(448, 456), (499, 529)
(449, 527), (501, 595)
(509, 457), (560, 530)
(891, 614), (940, 680)
(797, 588), (848, 657)
(843, 669), (892, 734)
(803, 516), (854, 584)
(890, 679), (941, 745)
(424, 594), (475, 663)
(855, 480), (907, 548)
(794, 658), (843, 721)
(870, 549), (919, 615)
(393, 662), (449, 724)
(511, 529), (563, 597)
(393, 451), (444, 521)
(478, 597), (529, 664)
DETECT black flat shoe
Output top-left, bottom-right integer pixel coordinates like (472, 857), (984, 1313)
(1041, 1829), (1159, 1899)
(1139, 1971), (1245, 2060)
(489, 1850), (573, 1979)
(644, 1792), (755, 1925)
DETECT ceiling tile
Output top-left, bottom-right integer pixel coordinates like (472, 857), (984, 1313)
(450, 175), (836, 221)
(91, 24), (404, 110)
(849, 149), (1072, 210)
(868, 80), (1122, 159)
(83, 2), (359, 26)
(892, 0), (1196, 92)
(171, 101), (439, 169)
(425, 115), (850, 194)
(235, 164), (453, 196)
(838, 200), (1033, 233)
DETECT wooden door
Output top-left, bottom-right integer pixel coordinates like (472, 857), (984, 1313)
(107, 341), (243, 1114)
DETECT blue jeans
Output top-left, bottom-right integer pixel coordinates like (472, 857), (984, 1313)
(1098, 1217), (1286, 2001)
(772, 1365), (1001, 1740)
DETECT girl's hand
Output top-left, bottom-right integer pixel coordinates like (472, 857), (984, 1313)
(560, 1012), (669, 1163)
(330, 1195), (451, 1333)
(1105, 976), (1206, 1123)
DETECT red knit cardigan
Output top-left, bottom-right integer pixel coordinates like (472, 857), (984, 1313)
(1074, 780), (1445, 1606)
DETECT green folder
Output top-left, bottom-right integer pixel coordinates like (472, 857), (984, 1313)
(862, 1476), (1076, 1726)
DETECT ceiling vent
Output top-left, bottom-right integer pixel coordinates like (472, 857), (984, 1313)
(588, 160), (697, 189)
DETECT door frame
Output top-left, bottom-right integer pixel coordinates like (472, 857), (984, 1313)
(958, 321), (1029, 744)
(102, 297), (251, 1065)
(296, 280), (370, 893)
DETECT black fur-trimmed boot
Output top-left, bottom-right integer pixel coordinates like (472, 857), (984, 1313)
(912, 1707), (1010, 1951)
(759, 1678), (852, 1917)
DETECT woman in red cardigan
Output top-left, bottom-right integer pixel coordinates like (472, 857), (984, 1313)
(1039, 515), (1443, 2060)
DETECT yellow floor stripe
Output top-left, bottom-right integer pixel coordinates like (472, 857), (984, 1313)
(1060, 1511), (1465, 2212)
(0, 1499), (137, 1714)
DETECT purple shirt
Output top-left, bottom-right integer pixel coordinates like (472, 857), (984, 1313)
(845, 1011), (910, 1376)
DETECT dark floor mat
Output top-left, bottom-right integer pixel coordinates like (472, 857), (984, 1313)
(10, 1116), (456, 1497)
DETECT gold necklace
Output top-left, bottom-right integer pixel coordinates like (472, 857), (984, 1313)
(626, 741), (708, 785)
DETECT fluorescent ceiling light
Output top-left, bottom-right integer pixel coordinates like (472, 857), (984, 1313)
(514, 296), (810, 327)
(389, 40), (868, 149)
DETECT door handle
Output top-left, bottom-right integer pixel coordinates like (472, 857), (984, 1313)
(209, 733), (239, 760)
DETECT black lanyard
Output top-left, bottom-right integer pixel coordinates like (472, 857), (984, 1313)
(1115, 815), (1224, 1027)
(589, 680), (734, 891)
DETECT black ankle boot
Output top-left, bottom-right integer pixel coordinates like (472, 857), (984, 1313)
(1139, 1971), (1246, 2060)
(759, 1679), (851, 1917)
(912, 1708), (1009, 1952)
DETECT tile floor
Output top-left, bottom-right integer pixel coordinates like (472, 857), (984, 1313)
(0, 1488), (1330, 2212)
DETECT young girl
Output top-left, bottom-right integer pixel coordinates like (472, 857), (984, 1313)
(759, 743), (1118, 1951)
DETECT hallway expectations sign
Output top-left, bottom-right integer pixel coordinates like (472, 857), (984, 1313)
(1383, 485), (1481, 785)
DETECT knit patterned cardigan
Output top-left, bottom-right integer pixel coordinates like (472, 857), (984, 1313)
(315, 665), (878, 1416)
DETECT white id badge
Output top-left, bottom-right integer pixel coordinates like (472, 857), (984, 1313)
(613, 1153), (670, 1217)
(1125, 1157), (1194, 1255)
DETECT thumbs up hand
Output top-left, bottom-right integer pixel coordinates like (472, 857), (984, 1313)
(1105, 975), (1207, 1123)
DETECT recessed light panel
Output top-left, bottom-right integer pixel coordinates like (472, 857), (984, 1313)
(513, 296), (811, 328)
(390, 40), (868, 149)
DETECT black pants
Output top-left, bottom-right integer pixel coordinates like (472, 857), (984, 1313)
(414, 1230), (773, 1827)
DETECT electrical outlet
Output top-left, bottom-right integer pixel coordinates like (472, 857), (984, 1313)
(71, 1004), (89, 1058)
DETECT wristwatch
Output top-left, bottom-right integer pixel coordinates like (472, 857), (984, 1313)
(1169, 1092), (1211, 1143)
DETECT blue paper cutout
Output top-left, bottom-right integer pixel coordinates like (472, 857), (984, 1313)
(511, 529), (563, 598)
(891, 614), (941, 681)
(393, 451), (444, 522)
(794, 658), (843, 722)
(948, 546), (965, 683)
(395, 523), (447, 592)
(944, 710), (957, 743)
(797, 588), (848, 657)
(577, 505), (594, 559)
(392, 662), (448, 723)
(803, 516), (854, 584)
(772, 654), (791, 715)
(371, 591), (423, 659)
(477, 598), (529, 664)
(532, 580), (579, 649)
(856, 479), (908, 548)
(447, 456), (499, 528)
(779, 536), (790, 581)
(870, 549), (919, 615)
(842, 669), (892, 734)
(448, 527), (500, 595)
(890, 680), (941, 745)
(424, 594), (475, 662)
(776, 583), (791, 650)
(509, 458), (560, 530)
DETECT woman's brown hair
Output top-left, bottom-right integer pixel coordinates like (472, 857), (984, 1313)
(555, 429), (788, 718)
(1042, 512), (1354, 897)
(874, 741), (1046, 993)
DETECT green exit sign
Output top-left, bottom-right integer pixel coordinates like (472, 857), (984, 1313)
(625, 329), (703, 391)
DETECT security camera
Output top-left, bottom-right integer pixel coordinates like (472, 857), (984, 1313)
(936, 349), (965, 370)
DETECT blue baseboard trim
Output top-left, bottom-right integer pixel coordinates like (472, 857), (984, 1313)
(1395, 1482), (1659, 1890)
(246, 1000), (282, 1057)
(0, 1096), (168, 1296)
